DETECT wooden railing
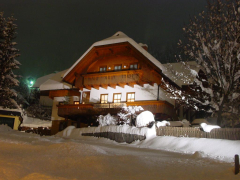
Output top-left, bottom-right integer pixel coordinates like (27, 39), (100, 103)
(81, 70), (144, 89)
(57, 100), (177, 120)
(157, 127), (240, 140)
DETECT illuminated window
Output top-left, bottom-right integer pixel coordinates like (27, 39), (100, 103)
(113, 93), (121, 103)
(100, 94), (108, 103)
(59, 102), (64, 105)
(74, 101), (80, 105)
(127, 92), (135, 102)
(114, 65), (122, 71)
(100, 66), (106, 72)
(130, 64), (138, 69)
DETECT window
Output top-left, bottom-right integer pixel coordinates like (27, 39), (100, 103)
(130, 63), (138, 70)
(114, 65), (122, 71)
(100, 94), (108, 103)
(100, 66), (106, 72)
(113, 93), (121, 103)
(74, 101), (80, 105)
(59, 102), (64, 105)
(126, 92), (135, 102)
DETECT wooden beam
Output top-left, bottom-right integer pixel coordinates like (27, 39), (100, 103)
(100, 84), (108, 89)
(92, 85), (100, 90)
(84, 85), (92, 90)
(49, 89), (80, 99)
(127, 82), (135, 88)
(137, 81), (147, 87)
(149, 82), (155, 86)
(117, 83), (126, 88)
(109, 84), (117, 89)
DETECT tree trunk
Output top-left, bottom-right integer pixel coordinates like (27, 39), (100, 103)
(216, 110), (222, 126)
(217, 95), (227, 126)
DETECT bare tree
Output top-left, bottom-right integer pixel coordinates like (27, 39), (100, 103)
(163, 0), (240, 126)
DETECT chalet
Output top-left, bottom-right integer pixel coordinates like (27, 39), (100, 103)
(35, 32), (199, 134)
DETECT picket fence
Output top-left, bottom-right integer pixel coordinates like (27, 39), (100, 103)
(156, 127), (240, 140)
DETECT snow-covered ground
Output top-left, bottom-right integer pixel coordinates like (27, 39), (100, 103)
(0, 124), (239, 180)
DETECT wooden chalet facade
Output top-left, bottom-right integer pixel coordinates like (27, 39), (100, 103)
(39, 32), (191, 134)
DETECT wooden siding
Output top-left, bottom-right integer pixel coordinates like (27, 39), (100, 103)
(63, 42), (178, 90)
(49, 89), (80, 99)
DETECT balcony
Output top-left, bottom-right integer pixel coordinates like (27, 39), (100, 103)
(76, 69), (146, 89)
(57, 100), (177, 120)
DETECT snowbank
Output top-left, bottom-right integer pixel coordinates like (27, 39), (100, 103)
(134, 136), (240, 162)
(56, 125), (240, 162)
(0, 124), (13, 132)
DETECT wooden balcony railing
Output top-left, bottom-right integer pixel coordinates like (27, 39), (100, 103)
(57, 100), (177, 120)
(81, 70), (144, 89)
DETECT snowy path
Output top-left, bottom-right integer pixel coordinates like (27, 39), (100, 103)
(0, 128), (239, 180)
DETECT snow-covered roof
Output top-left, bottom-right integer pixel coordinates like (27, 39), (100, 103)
(0, 106), (24, 118)
(40, 69), (72, 91)
(32, 73), (56, 88)
(63, 31), (167, 79)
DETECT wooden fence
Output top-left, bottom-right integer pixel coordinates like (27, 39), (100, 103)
(156, 127), (240, 140)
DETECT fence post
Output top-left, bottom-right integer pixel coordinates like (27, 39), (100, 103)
(235, 154), (239, 175)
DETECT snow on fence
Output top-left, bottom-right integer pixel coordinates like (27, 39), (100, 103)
(157, 127), (240, 140)
(58, 124), (157, 143)
(82, 132), (146, 143)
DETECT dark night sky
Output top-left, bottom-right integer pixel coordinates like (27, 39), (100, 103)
(0, 0), (207, 79)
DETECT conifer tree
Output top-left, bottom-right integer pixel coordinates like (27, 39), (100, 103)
(0, 12), (21, 108)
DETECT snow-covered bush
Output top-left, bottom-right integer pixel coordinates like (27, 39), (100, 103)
(117, 106), (144, 125)
(97, 113), (117, 126)
(156, 120), (170, 128)
(135, 111), (155, 128)
(200, 123), (220, 132)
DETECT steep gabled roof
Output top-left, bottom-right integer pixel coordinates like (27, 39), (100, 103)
(63, 31), (166, 80)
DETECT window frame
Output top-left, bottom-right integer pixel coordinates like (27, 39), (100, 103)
(113, 93), (122, 103)
(99, 66), (107, 72)
(100, 94), (108, 104)
(59, 102), (64, 105)
(129, 63), (138, 70)
(114, 65), (122, 71)
(126, 92), (135, 102)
